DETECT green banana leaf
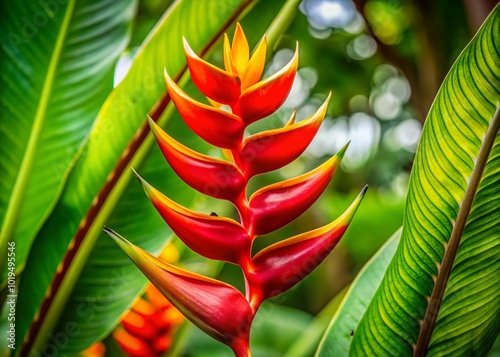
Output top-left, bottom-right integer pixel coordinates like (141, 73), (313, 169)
(316, 229), (402, 356)
(14, 0), (304, 354)
(0, 0), (135, 283)
(351, 7), (500, 356)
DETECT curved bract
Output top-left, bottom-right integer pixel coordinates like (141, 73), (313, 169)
(106, 24), (366, 356)
(350, 7), (500, 357)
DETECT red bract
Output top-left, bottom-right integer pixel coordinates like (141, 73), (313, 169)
(105, 23), (366, 357)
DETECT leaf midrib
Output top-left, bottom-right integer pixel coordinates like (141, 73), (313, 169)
(0, 0), (76, 272)
(414, 104), (500, 356)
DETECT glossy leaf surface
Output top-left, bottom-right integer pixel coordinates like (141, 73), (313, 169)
(351, 8), (500, 356)
(316, 229), (401, 357)
(0, 0), (134, 281)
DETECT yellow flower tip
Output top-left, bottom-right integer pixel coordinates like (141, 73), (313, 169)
(261, 34), (268, 46)
(163, 68), (175, 90)
(233, 23), (247, 47)
(163, 69), (180, 99)
(310, 94), (332, 124)
(338, 185), (368, 225)
(285, 109), (297, 126)
(146, 114), (155, 127)
(245, 41), (299, 95)
(223, 33), (236, 74)
(182, 36), (195, 57)
(147, 115), (163, 141)
(318, 143), (349, 177)
(293, 42), (299, 63)
(231, 23), (250, 76)
(241, 34), (268, 90)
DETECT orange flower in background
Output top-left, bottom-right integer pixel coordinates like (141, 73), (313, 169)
(113, 244), (184, 357)
(105, 23), (366, 357)
(78, 342), (105, 357)
(79, 244), (184, 357)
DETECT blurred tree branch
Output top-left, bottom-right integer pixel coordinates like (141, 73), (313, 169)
(352, 0), (493, 124)
(463, 0), (497, 33)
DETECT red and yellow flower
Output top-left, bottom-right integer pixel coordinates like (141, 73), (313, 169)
(105, 23), (366, 357)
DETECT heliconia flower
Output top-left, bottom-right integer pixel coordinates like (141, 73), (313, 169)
(246, 186), (367, 310)
(104, 227), (253, 357)
(238, 94), (331, 178)
(106, 23), (366, 357)
(233, 43), (298, 126)
(79, 342), (106, 357)
(133, 169), (252, 266)
(164, 70), (244, 149)
(184, 37), (242, 105)
(248, 143), (349, 236)
(112, 243), (184, 357)
(148, 117), (246, 203)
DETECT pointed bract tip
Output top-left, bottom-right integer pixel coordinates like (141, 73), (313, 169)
(103, 226), (126, 244)
(285, 109), (297, 126)
(147, 115), (159, 134)
(336, 186), (367, 226)
(351, 186), (368, 208)
(103, 228), (139, 260)
(182, 37), (195, 56)
(130, 167), (142, 183)
(163, 68), (175, 88)
(317, 94), (332, 113)
(129, 168), (154, 196)
(336, 141), (350, 159)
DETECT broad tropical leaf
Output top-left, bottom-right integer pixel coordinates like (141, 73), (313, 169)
(351, 7), (500, 356)
(0, 0), (135, 282)
(316, 229), (401, 357)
